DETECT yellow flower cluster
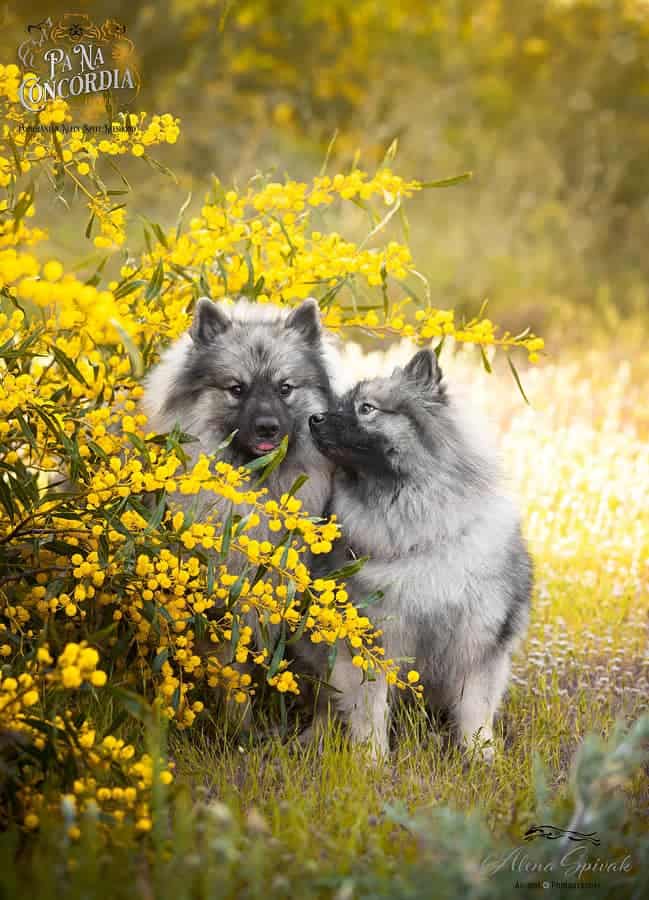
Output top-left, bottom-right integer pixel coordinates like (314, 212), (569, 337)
(0, 639), (173, 832)
(0, 78), (179, 254)
(0, 83), (541, 836)
(54, 642), (108, 689)
(0, 672), (40, 723)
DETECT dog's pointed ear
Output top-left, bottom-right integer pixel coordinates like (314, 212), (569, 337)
(403, 349), (442, 388)
(190, 298), (230, 345)
(285, 298), (321, 344)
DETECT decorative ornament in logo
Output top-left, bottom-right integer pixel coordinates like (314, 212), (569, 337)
(17, 14), (141, 112)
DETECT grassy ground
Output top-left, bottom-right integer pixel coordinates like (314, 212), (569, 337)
(3, 344), (649, 898)
(181, 344), (649, 828)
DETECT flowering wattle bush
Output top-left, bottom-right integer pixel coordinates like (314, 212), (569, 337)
(0, 70), (543, 836)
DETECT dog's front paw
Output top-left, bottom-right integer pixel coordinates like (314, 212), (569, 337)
(462, 727), (496, 764)
(479, 742), (495, 764)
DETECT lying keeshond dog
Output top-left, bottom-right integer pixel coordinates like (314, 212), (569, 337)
(142, 296), (336, 527)
(307, 347), (533, 759)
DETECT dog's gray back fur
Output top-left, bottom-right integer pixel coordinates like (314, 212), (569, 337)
(141, 298), (336, 533)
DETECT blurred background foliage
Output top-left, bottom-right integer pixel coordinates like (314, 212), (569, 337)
(4, 0), (649, 346)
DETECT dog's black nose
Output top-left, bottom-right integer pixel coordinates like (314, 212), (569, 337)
(309, 413), (326, 426)
(255, 416), (280, 438)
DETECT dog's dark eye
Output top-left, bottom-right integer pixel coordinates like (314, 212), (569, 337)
(359, 402), (376, 415)
(228, 384), (244, 398)
(279, 383), (294, 398)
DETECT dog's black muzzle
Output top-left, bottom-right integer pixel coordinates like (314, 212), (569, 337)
(308, 411), (334, 442)
(309, 411), (354, 459)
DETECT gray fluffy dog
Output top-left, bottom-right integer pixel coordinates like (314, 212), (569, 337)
(307, 347), (533, 759)
(142, 296), (336, 529)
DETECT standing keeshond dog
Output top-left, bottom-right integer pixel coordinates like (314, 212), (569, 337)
(142, 296), (336, 527)
(308, 348), (533, 759)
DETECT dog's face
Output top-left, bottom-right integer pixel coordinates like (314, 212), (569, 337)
(163, 298), (333, 461)
(310, 349), (448, 478)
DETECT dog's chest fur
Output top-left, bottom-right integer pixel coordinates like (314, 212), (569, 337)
(330, 470), (522, 679)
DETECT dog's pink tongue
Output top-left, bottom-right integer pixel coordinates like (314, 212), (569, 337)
(256, 441), (276, 452)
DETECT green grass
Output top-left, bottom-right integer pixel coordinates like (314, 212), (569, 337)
(3, 352), (649, 899)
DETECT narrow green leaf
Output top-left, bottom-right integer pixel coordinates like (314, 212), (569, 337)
(479, 345), (493, 374)
(145, 490), (167, 533)
(242, 435), (287, 478)
(144, 260), (165, 301)
(152, 648), (169, 673)
(324, 556), (369, 581)
(287, 474), (308, 498)
(507, 355), (530, 405)
(50, 345), (89, 387)
(109, 318), (144, 378)
(419, 172), (472, 189)
(108, 687), (152, 723)
(219, 509), (234, 562)
(175, 191), (192, 240)
(267, 630), (286, 681)
(355, 589), (384, 609)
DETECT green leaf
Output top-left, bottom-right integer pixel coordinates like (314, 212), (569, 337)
(419, 172), (472, 189)
(228, 571), (247, 604)
(152, 648), (169, 673)
(145, 490), (167, 533)
(381, 264), (389, 318)
(230, 615), (240, 657)
(175, 191), (192, 240)
(507, 355), (530, 405)
(324, 556), (369, 581)
(381, 137), (399, 167)
(144, 260), (165, 301)
(479, 345), (492, 374)
(86, 621), (118, 644)
(12, 181), (35, 233)
(194, 613), (207, 641)
(286, 605), (311, 645)
(219, 510), (234, 561)
(207, 555), (216, 596)
(109, 318), (144, 378)
(244, 434), (288, 485)
(27, 403), (63, 443)
(85, 212), (96, 239)
(143, 217), (169, 250)
(0, 477), (16, 522)
(146, 430), (199, 447)
(267, 630), (286, 681)
(50, 345), (90, 387)
(199, 265), (213, 298)
(14, 411), (37, 449)
(355, 589), (383, 609)
(255, 434), (288, 488)
(327, 642), (338, 676)
(108, 687), (152, 724)
(286, 474), (308, 498)
(87, 440), (109, 462)
(5, 131), (22, 174)
(319, 129), (338, 176)
(98, 532), (110, 567)
(283, 578), (296, 613)
(114, 279), (148, 300)
(250, 563), (269, 586)
(51, 130), (65, 165)
(84, 254), (108, 287)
